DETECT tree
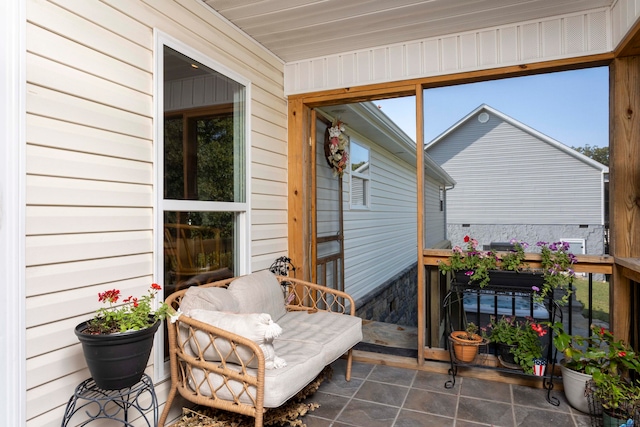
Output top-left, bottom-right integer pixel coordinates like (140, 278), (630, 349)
(571, 144), (609, 166)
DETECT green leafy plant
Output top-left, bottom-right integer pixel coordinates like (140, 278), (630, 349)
(548, 323), (640, 375)
(590, 374), (640, 417)
(481, 315), (547, 374)
(84, 284), (171, 334)
(550, 323), (640, 417)
(536, 240), (577, 304)
(438, 235), (499, 288)
(463, 322), (479, 340)
(438, 235), (577, 304)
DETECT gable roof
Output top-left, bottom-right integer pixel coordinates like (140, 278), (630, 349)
(424, 104), (609, 173)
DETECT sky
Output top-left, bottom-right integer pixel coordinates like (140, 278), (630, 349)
(376, 66), (609, 148)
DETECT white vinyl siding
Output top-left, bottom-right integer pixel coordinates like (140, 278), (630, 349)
(24, 1), (286, 426)
(427, 112), (605, 225)
(424, 176), (446, 247)
(342, 134), (417, 303)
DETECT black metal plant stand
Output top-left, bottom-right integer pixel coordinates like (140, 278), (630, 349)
(443, 275), (562, 406)
(60, 373), (157, 427)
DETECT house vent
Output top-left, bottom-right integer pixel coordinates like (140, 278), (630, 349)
(478, 112), (489, 123)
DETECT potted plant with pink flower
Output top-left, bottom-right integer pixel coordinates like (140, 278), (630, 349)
(75, 283), (172, 389)
(438, 235), (577, 305)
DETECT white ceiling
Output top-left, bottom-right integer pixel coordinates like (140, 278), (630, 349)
(201, 0), (613, 62)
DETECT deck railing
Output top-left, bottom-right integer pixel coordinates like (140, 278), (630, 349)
(422, 250), (616, 356)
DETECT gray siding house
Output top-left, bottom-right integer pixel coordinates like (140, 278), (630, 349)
(425, 104), (608, 255)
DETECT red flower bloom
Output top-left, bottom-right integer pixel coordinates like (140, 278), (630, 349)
(151, 283), (161, 291)
(98, 289), (120, 304)
(619, 351), (627, 357)
(464, 235), (470, 243)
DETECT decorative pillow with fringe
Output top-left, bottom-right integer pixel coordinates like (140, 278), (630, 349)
(188, 309), (287, 369)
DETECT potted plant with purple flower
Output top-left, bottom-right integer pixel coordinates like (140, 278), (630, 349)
(438, 235), (577, 305)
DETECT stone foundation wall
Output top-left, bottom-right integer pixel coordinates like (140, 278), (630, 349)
(355, 263), (418, 327)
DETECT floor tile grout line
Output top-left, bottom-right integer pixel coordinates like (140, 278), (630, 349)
(510, 384), (516, 427)
(452, 376), (461, 426)
(389, 369), (417, 426)
(329, 364), (372, 425)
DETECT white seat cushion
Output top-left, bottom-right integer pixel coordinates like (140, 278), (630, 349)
(189, 338), (325, 407)
(277, 311), (362, 365)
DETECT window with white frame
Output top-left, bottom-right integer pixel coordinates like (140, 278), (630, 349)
(350, 141), (370, 208)
(156, 36), (251, 369)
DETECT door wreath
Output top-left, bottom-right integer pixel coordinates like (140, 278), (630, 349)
(324, 120), (349, 177)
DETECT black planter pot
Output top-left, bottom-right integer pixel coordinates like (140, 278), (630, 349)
(495, 342), (520, 369)
(454, 270), (544, 292)
(75, 319), (160, 390)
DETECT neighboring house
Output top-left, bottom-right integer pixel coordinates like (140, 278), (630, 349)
(316, 102), (454, 324)
(425, 104), (609, 255)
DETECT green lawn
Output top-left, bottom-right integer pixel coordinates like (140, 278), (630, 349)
(572, 277), (610, 323)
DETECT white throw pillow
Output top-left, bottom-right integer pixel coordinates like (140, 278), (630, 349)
(228, 271), (287, 321)
(188, 309), (286, 369)
(180, 286), (239, 315)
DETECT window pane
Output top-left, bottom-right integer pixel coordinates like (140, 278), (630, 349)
(163, 47), (245, 202)
(164, 117), (184, 200)
(163, 211), (235, 293)
(350, 142), (369, 174)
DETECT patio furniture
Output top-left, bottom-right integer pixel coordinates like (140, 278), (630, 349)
(61, 373), (157, 427)
(158, 270), (362, 427)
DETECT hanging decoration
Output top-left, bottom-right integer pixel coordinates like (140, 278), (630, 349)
(324, 120), (349, 177)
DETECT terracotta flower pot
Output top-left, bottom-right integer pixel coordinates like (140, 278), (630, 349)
(450, 331), (483, 363)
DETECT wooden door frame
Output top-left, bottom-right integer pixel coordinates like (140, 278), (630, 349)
(287, 50), (640, 363)
(311, 112), (346, 290)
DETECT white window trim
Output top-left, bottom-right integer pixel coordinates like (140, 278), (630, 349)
(1, 0), (26, 425)
(350, 140), (371, 210)
(153, 30), (252, 380)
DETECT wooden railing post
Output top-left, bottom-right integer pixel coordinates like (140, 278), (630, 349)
(610, 56), (640, 343)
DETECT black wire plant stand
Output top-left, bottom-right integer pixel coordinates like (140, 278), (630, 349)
(61, 373), (157, 426)
(443, 273), (562, 406)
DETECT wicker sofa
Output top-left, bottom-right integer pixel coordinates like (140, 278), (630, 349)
(158, 270), (362, 427)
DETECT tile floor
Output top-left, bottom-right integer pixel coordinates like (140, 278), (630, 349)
(300, 359), (594, 427)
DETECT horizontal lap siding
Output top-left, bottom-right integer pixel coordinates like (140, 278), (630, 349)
(429, 115), (604, 225)
(343, 137), (417, 303)
(25, 0), (286, 425)
(424, 176), (446, 247)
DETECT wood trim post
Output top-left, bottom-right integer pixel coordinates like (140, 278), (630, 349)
(610, 56), (640, 342)
(288, 99), (311, 280)
(416, 85), (425, 365)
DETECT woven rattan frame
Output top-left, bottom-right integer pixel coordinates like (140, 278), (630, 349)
(158, 275), (356, 427)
